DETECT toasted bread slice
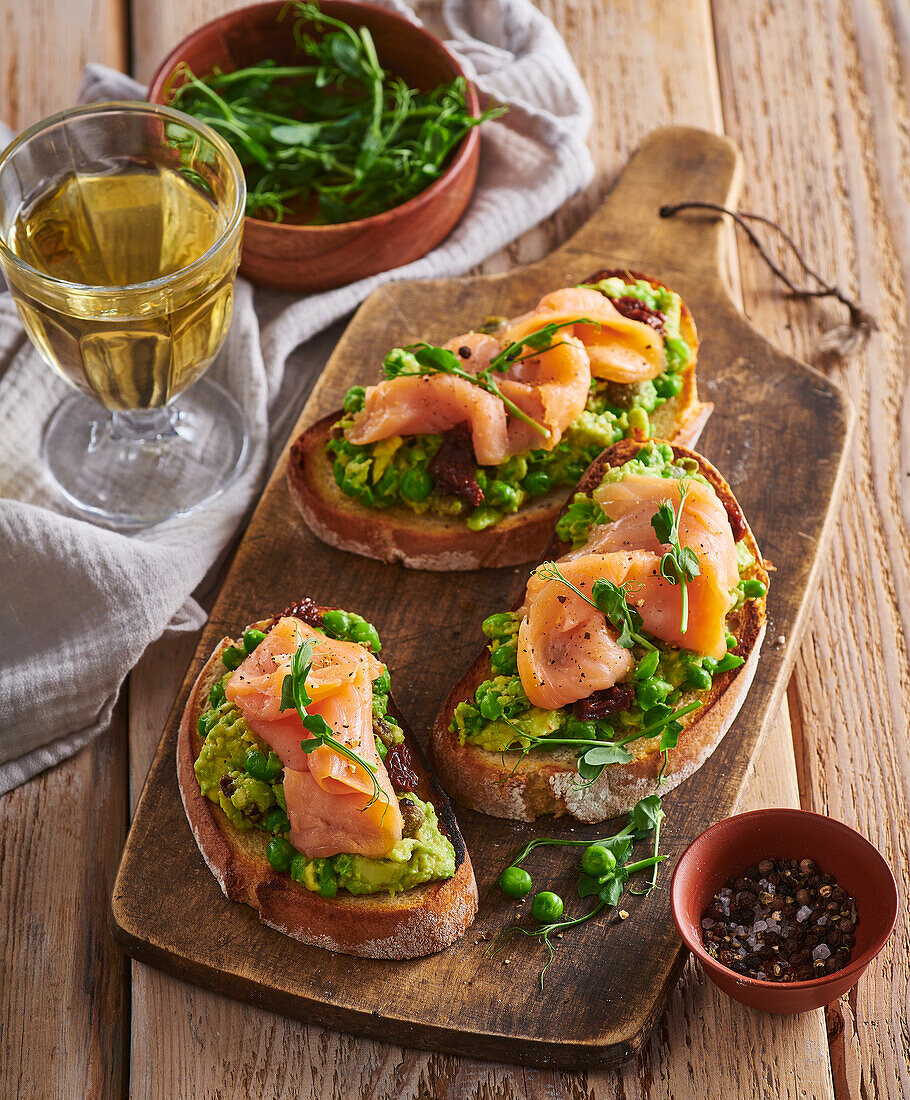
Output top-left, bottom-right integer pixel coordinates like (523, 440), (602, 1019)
(177, 609), (478, 958)
(287, 272), (710, 571)
(430, 440), (769, 823)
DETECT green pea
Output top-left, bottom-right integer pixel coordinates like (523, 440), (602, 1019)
(289, 852), (308, 883)
(664, 335), (691, 371)
(400, 467), (433, 502)
(500, 865), (533, 899)
(742, 578), (767, 599)
(715, 652), (745, 673)
(332, 459), (345, 488)
(479, 693), (503, 721)
(197, 711), (215, 737)
(221, 644), (246, 671)
(726, 632), (738, 650)
(531, 891), (564, 924)
(244, 748), (268, 780)
(321, 609), (350, 637)
(266, 836), (294, 873)
(376, 739), (388, 761)
(490, 643), (518, 675)
(208, 680), (226, 709)
(343, 385), (366, 413)
(482, 613), (515, 639)
(687, 664), (712, 691)
(487, 479), (519, 508)
(636, 677), (672, 710)
(654, 372), (684, 398)
(373, 668), (391, 695)
(581, 844), (617, 877)
(350, 619), (381, 652)
(316, 858), (338, 898)
(635, 650), (660, 680)
(466, 506), (501, 531)
(263, 804), (291, 833)
(243, 628), (267, 654)
(702, 656), (719, 674)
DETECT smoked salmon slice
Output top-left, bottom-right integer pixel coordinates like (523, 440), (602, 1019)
(515, 472), (740, 708)
(226, 616), (403, 859)
(503, 287), (666, 384)
(517, 554), (636, 710)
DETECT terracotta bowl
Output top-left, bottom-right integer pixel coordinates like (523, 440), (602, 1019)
(148, 0), (481, 292)
(671, 808), (898, 1014)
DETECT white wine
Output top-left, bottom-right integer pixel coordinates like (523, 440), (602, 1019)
(5, 165), (237, 410)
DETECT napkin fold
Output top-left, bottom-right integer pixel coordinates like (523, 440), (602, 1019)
(0, 0), (593, 795)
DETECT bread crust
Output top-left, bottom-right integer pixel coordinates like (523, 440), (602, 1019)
(177, 613), (478, 959)
(429, 440), (770, 823)
(287, 273), (710, 571)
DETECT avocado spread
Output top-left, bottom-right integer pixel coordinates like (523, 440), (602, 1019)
(453, 443), (765, 755)
(193, 614), (456, 897)
(327, 276), (694, 529)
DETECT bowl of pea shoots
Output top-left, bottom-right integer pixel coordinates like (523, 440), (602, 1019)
(150, 0), (504, 291)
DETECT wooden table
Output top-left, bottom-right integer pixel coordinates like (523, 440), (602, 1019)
(1, 2), (906, 1097)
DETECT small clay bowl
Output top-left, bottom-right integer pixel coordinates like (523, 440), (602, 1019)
(671, 808), (897, 1014)
(148, 0), (480, 292)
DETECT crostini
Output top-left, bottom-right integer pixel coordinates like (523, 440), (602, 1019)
(430, 439), (769, 823)
(288, 270), (710, 571)
(177, 598), (478, 958)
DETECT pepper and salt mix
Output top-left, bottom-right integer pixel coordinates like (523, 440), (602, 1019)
(700, 858), (858, 982)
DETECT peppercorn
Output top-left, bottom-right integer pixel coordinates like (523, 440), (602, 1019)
(699, 856), (858, 982)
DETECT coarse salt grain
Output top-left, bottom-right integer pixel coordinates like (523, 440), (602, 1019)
(797, 905), (813, 922)
(812, 944), (831, 961)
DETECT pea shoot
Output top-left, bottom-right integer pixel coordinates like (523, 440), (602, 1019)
(650, 478), (700, 634)
(165, 2), (506, 224)
(279, 635), (388, 812)
(487, 795), (667, 986)
(533, 560), (653, 650)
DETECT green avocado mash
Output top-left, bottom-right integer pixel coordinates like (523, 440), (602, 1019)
(193, 614), (455, 897)
(327, 276), (694, 529)
(454, 444), (765, 755)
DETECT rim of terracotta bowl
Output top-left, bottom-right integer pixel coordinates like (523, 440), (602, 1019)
(671, 807), (898, 995)
(147, 0), (482, 233)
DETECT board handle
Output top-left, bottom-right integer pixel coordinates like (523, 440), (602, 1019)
(555, 127), (743, 300)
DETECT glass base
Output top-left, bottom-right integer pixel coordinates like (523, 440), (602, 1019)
(42, 377), (249, 528)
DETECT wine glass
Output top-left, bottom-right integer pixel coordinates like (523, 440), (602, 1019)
(0, 101), (248, 527)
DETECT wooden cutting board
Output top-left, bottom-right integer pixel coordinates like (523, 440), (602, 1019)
(110, 127), (853, 1069)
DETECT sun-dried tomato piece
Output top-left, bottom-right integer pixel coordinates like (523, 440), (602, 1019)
(572, 684), (635, 721)
(384, 741), (420, 793)
(428, 421), (484, 507)
(611, 296), (666, 335)
(267, 597), (323, 631)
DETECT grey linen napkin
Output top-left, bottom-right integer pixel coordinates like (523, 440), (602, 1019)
(0, 0), (593, 794)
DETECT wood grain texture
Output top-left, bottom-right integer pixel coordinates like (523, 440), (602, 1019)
(0, 6), (129, 1099)
(710, 2), (910, 1097)
(111, 124), (850, 1071)
(0, 706), (129, 1100)
(120, 0), (840, 1095)
(0, 0), (126, 129)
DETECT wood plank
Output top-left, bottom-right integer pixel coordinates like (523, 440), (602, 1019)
(0, 705), (129, 1099)
(0, 0), (126, 129)
(710, 3), (910, 1097)
(112, 123), (849, 1070)
(0, 5), (130, 1097)
(124, 0), (834, 1095)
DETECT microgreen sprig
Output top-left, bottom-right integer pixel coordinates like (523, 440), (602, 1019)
(383, 342), (550, 439)
(165, 2), (506, 223)
(650, 478), (700, 634)
(488, 795), (667, 985)
(279, 636), (388, 811)
(533, 560), (654, 650)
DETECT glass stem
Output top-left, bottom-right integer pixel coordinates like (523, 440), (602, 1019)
(109, 405), (178, 443)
